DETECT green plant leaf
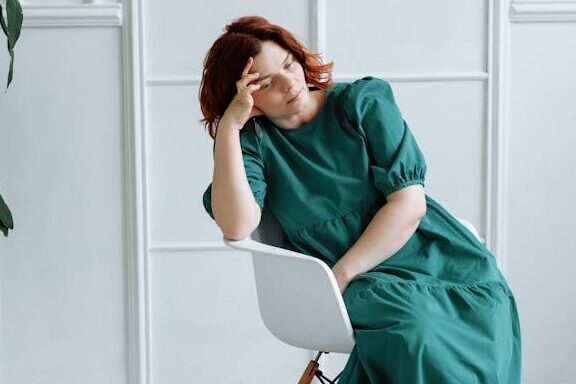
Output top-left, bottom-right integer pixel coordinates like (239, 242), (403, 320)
(3, 0), (23, 92)
(0, 4), (9, 37)
(0, 190), (14, 237)
(6, 0), (22, 49)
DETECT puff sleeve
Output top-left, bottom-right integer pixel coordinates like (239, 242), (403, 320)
(343, 76), (427, 199)
(201, 119), (267, 220)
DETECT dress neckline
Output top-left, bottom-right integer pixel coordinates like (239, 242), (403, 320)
(263, 85), (333, 134)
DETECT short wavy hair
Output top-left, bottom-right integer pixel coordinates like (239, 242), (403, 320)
(198, 15), (335, 140)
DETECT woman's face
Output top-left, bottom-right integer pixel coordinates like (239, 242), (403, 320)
(248, 40), (309, 120)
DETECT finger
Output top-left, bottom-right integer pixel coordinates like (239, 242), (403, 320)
(241, 72), (260, 86)
(242, 56), (254, 77)
(237, 73), (260, 90)
(247, 83), (261, 93)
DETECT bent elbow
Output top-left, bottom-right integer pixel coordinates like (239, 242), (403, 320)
(222, 228), (255, 241)
(217, 201), (262, 241)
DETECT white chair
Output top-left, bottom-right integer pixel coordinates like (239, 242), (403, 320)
(223, 205), (484, 384)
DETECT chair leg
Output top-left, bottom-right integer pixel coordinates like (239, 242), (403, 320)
(316, 369), (342, 384)
(298, 351), (343, 384)
(297, 359), (319, 384)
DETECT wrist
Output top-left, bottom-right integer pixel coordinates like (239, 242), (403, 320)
(332, 261), (356, 283)
(218, 114), (244, 132)
(216, 122), (241, 139)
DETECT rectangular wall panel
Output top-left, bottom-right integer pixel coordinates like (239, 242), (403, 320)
(0, 27), (128, 384)
(508, 21), (576, 384)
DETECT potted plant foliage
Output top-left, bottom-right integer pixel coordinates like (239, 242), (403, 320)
(0, 0), (23, 237)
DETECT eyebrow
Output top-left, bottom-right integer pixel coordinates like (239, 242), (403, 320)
(256, 52), (292, 83)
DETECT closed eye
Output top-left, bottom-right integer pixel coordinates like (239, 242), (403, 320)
(258, 59), (294, 90)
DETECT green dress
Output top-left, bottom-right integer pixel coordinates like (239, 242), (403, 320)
(202, 76), (522, 383)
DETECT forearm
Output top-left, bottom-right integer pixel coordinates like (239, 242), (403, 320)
(333, 200), (424, 281)
(212, 119), (260, 240)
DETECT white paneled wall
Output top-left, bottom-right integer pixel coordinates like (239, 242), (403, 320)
(149, 249), (308, 383)
(145, 85), (214, 243)
(327, 0), (487, 74)
(0, 5), (127, 384)
(388, 81), (488, 238)
(508, 13), (576, 384)
(0, 0), (575, 383)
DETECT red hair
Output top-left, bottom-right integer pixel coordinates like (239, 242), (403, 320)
(198, 15), (335, 140)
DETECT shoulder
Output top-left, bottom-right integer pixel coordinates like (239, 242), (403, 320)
(341, 76), (396, 122)
(343, 76), (393, 103)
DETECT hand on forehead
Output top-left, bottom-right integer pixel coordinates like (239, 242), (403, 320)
(247, 41), (292, 80)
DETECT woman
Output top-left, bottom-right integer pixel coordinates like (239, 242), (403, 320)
(199, 15), (522, 384)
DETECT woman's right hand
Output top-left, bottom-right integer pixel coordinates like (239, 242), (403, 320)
(220, 56), (265, 131)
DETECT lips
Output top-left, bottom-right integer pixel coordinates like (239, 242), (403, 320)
(287, 88), (303, 104)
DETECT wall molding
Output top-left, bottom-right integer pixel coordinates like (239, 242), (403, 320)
(510, 1), (576, 23)
(486, 0), (511, 275)
(121, 0), (150, 383)
(146, 72), (489, 87)
(21, 3), (122, 28)
(334, 72), (489, 83)
(146, 75), (200, 86)
(309, 0), (325, 56)
(149, 242), (228, 253)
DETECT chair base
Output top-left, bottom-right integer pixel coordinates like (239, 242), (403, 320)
(298, 351), (343, 384)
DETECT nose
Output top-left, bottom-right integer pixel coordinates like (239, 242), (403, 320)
(282, 76), (298, 93)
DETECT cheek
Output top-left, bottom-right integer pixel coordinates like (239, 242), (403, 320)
(253, 92), (281, 109)
(252, 92), (264, 105)
(252, 92), (272, 110)
(294, 63), (305, 77)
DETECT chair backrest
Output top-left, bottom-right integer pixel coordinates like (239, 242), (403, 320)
(234, 205), (355, 353)
(250, 205), (285, 247)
